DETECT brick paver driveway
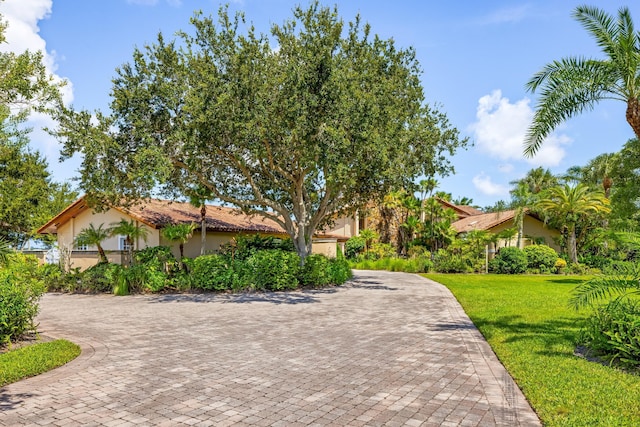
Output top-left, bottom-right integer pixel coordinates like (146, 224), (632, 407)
(1, 271), (540, 426)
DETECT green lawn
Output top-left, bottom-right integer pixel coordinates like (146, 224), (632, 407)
(425, 274), (640, 427)
(0, 339), (81, 387)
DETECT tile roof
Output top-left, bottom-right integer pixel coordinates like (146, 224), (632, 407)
(436, 198), (484, 219)
(38, 197), (286, 235)
(451, 210), (517, 233)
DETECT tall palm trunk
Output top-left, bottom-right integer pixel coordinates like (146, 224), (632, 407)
(626, 98), (640, 139)
(200, 204), (207, 256)
(568, 224), (578, 264)
(96, 244), (108, 264)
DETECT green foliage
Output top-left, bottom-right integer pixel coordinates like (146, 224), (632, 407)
(0, 18), (71, 248)
(190, 254), (246, 291)
(55, 2), (467, 260)
(523, 245), (558, 273)
(78, 263), (121, 293)
(578, 300), (640, 367)
(220, 234), (295, 261)
(345, 236), (366, 259)
(525, 6), (640, 156)
(352, 254), (433, 273)
(0, 339), (81, 387)
(299, 254), (331, 287)
(489, 247), (527, 274)
(432, 249), (473, 273)
(327, 256), (352, 285)
(367, 242), (396, 260)
(75, 223), (110, 264)
(0, 254), (44, 344)
(246, 250), (301, 291)
(134, 246), (176, 272)
(427, 273), (640, 426)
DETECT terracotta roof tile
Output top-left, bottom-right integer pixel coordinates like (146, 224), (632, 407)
(452, 210), (517, 233)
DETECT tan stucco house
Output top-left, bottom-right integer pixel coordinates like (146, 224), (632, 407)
(451, 209), (561, 253)
(38, 197), (354, 270)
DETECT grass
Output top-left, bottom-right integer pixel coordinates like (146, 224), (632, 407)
(0, 339), (81, 387)
(425, 274), (640, 427)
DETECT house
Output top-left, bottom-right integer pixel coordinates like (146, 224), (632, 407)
(38, 197), (353, 270)
(451, 209), (561, 253)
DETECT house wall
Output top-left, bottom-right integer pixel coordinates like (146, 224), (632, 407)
(311, 239), (338, 258)
(489, 216), (561, 252)
(57, 208), (159, 270)
(322, 216), (357, 239)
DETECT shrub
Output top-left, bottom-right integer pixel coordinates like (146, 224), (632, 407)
(407, 245), (430, 259)
(328, 256), (352, 284)
(555, 258), (567, 273)
(246, 249), (300, 291)
(345, 236), (365, 259)
(80, 263), (122, 293)
(578, 300), (640, 367)
(299, 254), (331, 287)
(368, 242), (395, 260)
(489, 247), (527, 274)
(220, 234), (295, 261)
(433, 250), (473, 273)
(0, 255), (45, 344)
(134, 246), (176, 271)
(523, 245), (558, 273)
(190, 254), (246, 291)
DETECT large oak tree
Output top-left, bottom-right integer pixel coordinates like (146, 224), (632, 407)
(55, 3), (467, 260)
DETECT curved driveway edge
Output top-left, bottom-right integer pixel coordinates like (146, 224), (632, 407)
(1, 270), (540, 426)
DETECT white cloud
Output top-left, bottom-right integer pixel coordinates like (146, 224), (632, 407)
(472, 172), (510, 197)
(468, 89), (570, 167)
(0, 0), (75, 177)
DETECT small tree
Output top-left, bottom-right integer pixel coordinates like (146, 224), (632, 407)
(161, 223), (196, 265)
(109, 219), (149, 266)
(75, 223), (110, 264)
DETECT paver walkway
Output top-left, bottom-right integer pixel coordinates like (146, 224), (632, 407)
(1, 271), (540, 426)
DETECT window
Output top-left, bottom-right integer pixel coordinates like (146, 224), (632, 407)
(75, 243), (88, 251)
(118, 236), (132, 251)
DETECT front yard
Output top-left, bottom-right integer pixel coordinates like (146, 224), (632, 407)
(426, 274), (640, 426)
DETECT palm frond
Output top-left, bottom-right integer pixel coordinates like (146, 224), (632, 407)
(570, 265), (640, 309)
(525, 58), (619, 157)
(573, 5), (618, 58)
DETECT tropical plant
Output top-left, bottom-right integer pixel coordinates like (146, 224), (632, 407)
(536, 184), (610, 263)
(489, 247), (528, 274)
(0, 237), (12, 266)
(74, 223), (110, 264)
(187, 185), (212, 256)
(109, 219), (149, 266)
(525, 5), (640, 156)
(358, 228), (378, 254)
(161, 223), (196, 263)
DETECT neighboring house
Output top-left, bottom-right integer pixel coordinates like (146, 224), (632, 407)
(452, 209), (561, 253)
(435, 198), (484, 220)
(38, 197), (351, 270)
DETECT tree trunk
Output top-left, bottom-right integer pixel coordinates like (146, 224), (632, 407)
(97, 244), (108, 264)
(292, 228), (312, 264)
(200, 204), (206, 256)
(626, 98), (640, 140)
(127, 237), (134, 266)
(568, 225), (578, 264)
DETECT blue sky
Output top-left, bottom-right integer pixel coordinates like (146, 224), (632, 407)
(3, 0), (635, 208)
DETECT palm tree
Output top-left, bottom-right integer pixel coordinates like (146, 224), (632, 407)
(511, 167), (557, 195)
(187, 185), (212, 256)
(525, 6), (640, 156)
(109, 219), (149, 266)
(582, 152), (618, 199)
(510, 182), (533, 249)
(535, 184), (610, 263)
(161, 223), (196, 263)
(75, 223), (110, 264)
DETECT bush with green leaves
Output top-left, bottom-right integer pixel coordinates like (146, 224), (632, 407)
(578, 300), (640, 367)
(0, 254), (45, 345)
(432, 250), (473, 273)
(219, 234), (295, 261)
(190, 254), (247, 291)
(328, 255), (352, 284)
(299, 254), (331, 287)
(79, 263), (122, 293)
(345, 236), (366, 259)
(572, 265), (640, 367)
(367, 242), (395, 260)
(246, 249), (300, 291)
(523, 245), (558, 273)
(134, 246), (176, 271)
(489, 247), (527, 274)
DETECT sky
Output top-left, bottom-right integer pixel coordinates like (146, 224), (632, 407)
(2, 0), (636, 208)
